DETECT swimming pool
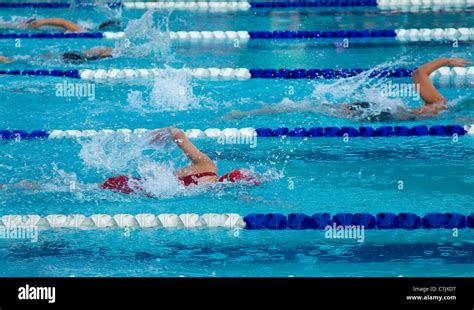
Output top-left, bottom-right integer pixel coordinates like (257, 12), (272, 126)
(0, 1), (473, 277)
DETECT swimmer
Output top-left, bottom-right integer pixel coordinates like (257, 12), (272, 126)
(9, 18), (121, 32)
(225, 58), (471, 122)
(99, 127), (260, 194)
(1, 127), (260, 195)
(0, 47), (114, 64)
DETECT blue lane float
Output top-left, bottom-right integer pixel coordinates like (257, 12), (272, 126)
(249, 67), (414, 79)
(248, 29), (396, 39)
(0, 32), (104, 39)
(250, 0), (378, 7)
(255, 125), (467, 138)
(0, 69), (80, 78)
(244, 212), (474, 230)
(0, 130), (49, 140)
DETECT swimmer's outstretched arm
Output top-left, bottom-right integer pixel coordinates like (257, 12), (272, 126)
(0, 56), (13, 63)
(225, 105), (322, 120)
(413, 58), (471, 104)
(150, 127), (216, 168)
(84, 47), (114, 58)
(26, 18), (84, 32)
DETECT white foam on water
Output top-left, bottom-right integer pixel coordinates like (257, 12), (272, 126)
(126, 67), (200, 113)
(112, 11), (173, 62)
(37, 163), (81, 193)
(78, 133), (151, 173)
(134, 160), (186, 198)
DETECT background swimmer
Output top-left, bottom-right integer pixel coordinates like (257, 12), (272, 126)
(226, 57), (471, 122)
(0, 47), (113, 64)
(1, 17), (121, 32)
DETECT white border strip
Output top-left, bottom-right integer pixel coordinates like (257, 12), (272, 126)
(377, 0), (474, 10)
(1, 213), (245, 229)
(123, 1), (251, 10)
(395, 27), (474, 41)
(77, 67), (474, 80)
(47, 128), (257, 139)
(79, 68), (251, 80)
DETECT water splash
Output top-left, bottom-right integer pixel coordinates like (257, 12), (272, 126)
(113, 11), (173, 62)
(21, 163), (82, 193)
(78, 133), (153, 173)
(126, 67), (201, 113)
(135, 160), (186, 198)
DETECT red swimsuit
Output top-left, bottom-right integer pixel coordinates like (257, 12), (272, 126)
(98, 172), (218, 194)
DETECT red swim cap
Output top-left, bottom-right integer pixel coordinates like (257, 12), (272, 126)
(218, 169), (260, 185)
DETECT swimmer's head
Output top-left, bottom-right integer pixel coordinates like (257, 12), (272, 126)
(62, 50), (111, 64)
(364, 111), (393, 122)
(97, 20), (121, 31)
(62, 51), (88, 64)
(218, 169), (260, 185)
(344, 102), (394, 122)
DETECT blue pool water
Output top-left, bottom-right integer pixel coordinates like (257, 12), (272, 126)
(0, 2), (473, 277)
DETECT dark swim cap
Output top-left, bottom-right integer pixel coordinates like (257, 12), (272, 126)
(62, 51), (88, 64)
(62, 51), (108, 64)
(351, 101), (372, 109)
(348, 102), (393, 122)
(364, 111), (393, 122)
(98, 20), (121, 31)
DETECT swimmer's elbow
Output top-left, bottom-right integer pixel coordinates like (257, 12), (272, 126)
(412, 68), (425, 82)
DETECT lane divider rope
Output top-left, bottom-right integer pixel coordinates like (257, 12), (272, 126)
(1, 1), (472, 11)
(1, 67), (473, 80)
(1, 125), (473, 141)
(1, 212), (473, 229)
(2, 28), (473, 42)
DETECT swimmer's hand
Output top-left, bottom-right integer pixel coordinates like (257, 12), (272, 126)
(446, 58), (471, 67)
(17, 22), (30, 29)
(149, 127), (173, 144)
(228, 110), (246, 119)
(149, 126), (184, 144)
